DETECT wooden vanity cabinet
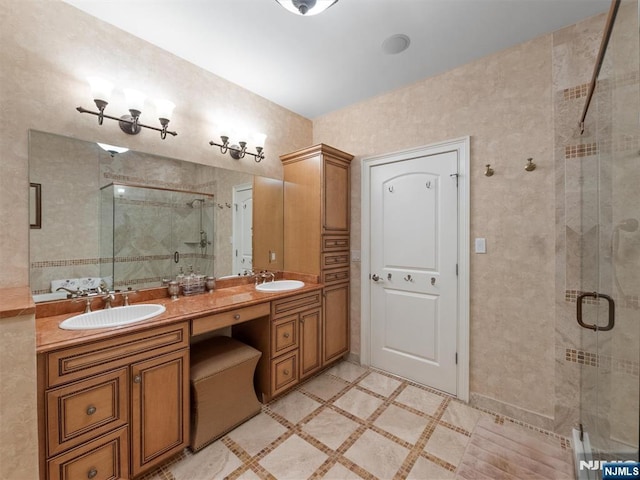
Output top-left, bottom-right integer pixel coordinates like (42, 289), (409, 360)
(233, 290), (322, 402)
(39, 322), (189, 480)
(281, 144), (353, 367)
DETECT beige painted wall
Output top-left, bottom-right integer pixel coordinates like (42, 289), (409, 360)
(0, 1), (311, 477)
(0, 0), (312, 289)
(313, 34), (559, 422)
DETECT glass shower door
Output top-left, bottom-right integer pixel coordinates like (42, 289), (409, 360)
(577, 0), (639, 474)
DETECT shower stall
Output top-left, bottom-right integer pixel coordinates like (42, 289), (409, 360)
(571, 0), (639, 475)
(100, 183), (215, 290)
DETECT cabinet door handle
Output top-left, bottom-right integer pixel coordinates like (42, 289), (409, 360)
(234, 314), (241, 320)
(283, 332), (290, 338)
(133, 375), (142, 384)
(283, 369), (290, 375)
(86, 406), (97, 416)
(87, 468), (98, 479)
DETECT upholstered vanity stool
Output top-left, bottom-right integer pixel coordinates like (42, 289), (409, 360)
(189, 336), (262, 451)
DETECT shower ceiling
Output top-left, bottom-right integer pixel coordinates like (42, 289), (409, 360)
(62, 0), (610, 119)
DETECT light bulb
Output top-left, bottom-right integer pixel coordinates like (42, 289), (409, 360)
(87, 76), (114, 103)
(123, 88), (146, 114)
(252, 133), (267, 148)
(155, 99), (175, 121)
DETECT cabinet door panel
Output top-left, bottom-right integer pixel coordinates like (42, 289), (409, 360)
(299, 308), (322, 379)
(323, 158), (350, 233)
(323, 283), (350, 364)
(131, 349), (189, 477)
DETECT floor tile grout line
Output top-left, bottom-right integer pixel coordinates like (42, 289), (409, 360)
(148, 361), (575, 480)
(393, 396), (453, 479)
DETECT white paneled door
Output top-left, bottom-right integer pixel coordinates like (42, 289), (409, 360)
(232, 184), (253, 275)
(370, 150), (458, 395)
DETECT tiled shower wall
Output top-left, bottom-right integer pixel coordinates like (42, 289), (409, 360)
(552, 1), (639, 446)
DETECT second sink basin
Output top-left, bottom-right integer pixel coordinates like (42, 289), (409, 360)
(255, 280), (305, 292)
(59, 304), (166, 330)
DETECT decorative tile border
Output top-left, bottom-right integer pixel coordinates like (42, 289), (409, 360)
(565, 289), (639, 310)
(565, 348), (640, 377)
(563, 83), (589, 100)
(565, 143), (599, 159)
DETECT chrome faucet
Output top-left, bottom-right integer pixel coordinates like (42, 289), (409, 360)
(56, 286), (82, 297)
(102, 292), (116, 309)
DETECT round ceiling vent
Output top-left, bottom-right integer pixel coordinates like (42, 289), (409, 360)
(382, 34), (411, 55)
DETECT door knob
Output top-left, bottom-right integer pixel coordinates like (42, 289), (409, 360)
(371, 274), (383, 282)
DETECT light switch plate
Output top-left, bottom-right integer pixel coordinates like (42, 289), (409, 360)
(351, 250), (361, 262)
(475, 238), (487, 254)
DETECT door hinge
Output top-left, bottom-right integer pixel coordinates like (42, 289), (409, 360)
(455, 352), (458, 364)
(235, 249), (238, 257)
(456, 264), (458, 276)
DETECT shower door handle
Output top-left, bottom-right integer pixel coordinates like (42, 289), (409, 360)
(576, 292), (615, 331)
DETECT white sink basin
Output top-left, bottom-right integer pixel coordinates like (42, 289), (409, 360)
(255, 280), (305, 292)
(59, 304), (166, 330)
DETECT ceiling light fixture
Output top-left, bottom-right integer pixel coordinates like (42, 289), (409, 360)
(77, 76), (177, 140)
(275, 0), (338, 16)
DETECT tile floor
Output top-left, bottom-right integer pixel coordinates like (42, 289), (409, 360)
(143, 361), (572, 480)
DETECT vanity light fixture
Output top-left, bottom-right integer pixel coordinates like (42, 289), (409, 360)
(274, 0), (338, 16)
(209, 132), (266, 163)
(77, 77), (177, 139)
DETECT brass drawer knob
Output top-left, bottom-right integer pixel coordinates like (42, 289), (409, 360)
(133, 375), (142, 384)
(283, 369), (290, 376)
(87, 468), (98, 479)
(233, 314), (241, 320)
(283, 332), (290, 338)
(86, 406), (97, 416)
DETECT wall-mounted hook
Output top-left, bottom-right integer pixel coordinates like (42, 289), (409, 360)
(525, 158), (536, 172)
(484, 164), (494, 177)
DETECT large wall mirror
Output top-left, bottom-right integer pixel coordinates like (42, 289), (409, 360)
(29, 130), (283, 302)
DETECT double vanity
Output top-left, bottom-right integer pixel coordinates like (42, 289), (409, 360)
(36, 276), (340, 479)
(33, 143), (354, 479)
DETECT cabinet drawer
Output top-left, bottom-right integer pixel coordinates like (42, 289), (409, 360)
(323, 235), (350, 252)
(46, 323), (189, 388)
(322, 252), (350, 269)
(47, 426), (129, 480)
(321, 267), (350, 286)
(271, 351), (298, 396)
(47, 368), (128, 456)
(272, 315), (298, 356)
(191, 303), (270, 337)
(272, 290), (322, 319)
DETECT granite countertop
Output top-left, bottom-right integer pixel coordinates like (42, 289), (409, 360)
(36, 282), (323, 354)
(0, 286), (36, 319)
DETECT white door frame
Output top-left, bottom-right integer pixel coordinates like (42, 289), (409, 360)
(360, 137), (470, 402)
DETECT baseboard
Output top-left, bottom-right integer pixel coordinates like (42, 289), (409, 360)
(469, 392), (555, 432)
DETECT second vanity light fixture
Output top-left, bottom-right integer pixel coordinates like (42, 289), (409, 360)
(77, 77), (177, 139)
(209, 131), (267, 163)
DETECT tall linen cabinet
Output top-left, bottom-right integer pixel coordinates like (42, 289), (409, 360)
(281, 144), (353, 368)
